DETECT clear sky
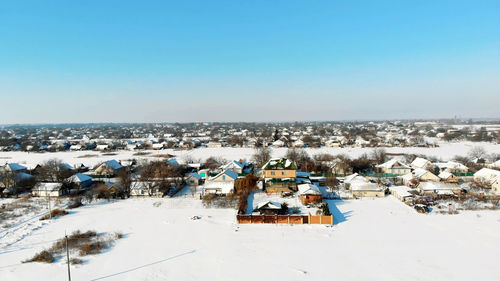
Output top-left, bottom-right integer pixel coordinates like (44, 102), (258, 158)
(1, 0), (499, 124)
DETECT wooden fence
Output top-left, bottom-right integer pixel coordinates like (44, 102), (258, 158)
(237, 214), (333, 225)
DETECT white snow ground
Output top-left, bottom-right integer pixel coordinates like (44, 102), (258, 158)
(1, 141), (499, 167)
(1, 197), (499, 281)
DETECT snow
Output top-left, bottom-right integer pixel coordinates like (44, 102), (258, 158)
(1, 197), (499, 281)
(2, 141), (499, 168)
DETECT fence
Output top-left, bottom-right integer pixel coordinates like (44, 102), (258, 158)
(236, 214), (333, 225)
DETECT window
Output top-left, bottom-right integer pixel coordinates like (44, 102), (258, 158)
(282, 171), (285, 176)
(271, 171), (275, 176)
(222, 175), (226, 180)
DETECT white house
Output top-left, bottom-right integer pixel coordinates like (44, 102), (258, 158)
(32, 183), (63, 197)
(411, 157), (434, 170)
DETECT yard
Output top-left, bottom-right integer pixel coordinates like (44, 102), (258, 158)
(0, 196), (499, 281)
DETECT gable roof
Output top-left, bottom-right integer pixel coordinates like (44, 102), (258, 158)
(262, 158), (297, 170)
(298, 183), (321, 195)
(6, 163), (27, 172)
(69, 173), (92, 183)
(256, 201), (282, 210)
(188, 173), (202, 180)
(375, 159), (410, 169)
(212, 169), (238, 181)
(103, 160), (123, 170)
(411, 157), (432, 168)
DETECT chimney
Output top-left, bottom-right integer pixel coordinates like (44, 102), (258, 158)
(366, 176), (369, 182)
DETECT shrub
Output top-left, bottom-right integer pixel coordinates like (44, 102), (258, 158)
(78, 241), (109, 256)
(24, 250), (55, 263)
(67, 198), (83, 209)
(202, 193), (216, 207)
(40, 209), (68, 220)
(71, 258), (84, 265)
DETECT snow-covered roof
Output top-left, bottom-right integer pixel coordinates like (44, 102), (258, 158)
(375, 159), (410, 169)
(411, 157), (431, 168)
(438, 171), (454, 179)
(298, 183), (321, 195)
(262, 158), (297, 170)
(435, 161), (468, 171)
(33, 182), (62, 192)
(256, 201), (282, 210)
(389, 185), (414, 198)
(221, 160), (248, 170)
(474, 168), (500, 183)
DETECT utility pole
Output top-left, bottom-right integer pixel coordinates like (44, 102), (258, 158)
(65, 232), (72, 281)
(46, 184), (52, 219)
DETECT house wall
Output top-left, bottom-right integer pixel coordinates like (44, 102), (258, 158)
(377, 167), (411, 175)
(300, 194), (322, 204)
(211, 175), (235, 183)
(352, 190), (385, 197)
(420, 173), (440, 182)
(263, 170), (297, 178)
(94, 164), (114, 176)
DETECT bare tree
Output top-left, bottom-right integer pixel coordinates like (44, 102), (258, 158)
(468, 146), (487, 160)
(252, 147), (271, 167)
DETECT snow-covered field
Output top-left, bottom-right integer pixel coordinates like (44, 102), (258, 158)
(1, 141), (499, 167)
(1, 196), (499, 281)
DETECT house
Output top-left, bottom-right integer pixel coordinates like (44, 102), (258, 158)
(401, 168), (440, 185)
(389, 185), (415, 202)
(220, 160), (253, 175)
(68, 173), (93, 188)
(328, 159), (352, 176)
(435, 161), (468, 174)
(298, 183), (322, 204)
(255, 201), (286, 215)
(262, 158), (297, 193)
(207, 142), (222, 148)
(130, 181), (164, 197)
(417, 181), (461, 195)
(474, 168), (500, 190)
(32, 183), (63, 197)
(201, 169), (238, 194)
(411, 157), (435, 171)
(1, 163), (28, 173)
(344, 173), (385, 197)
(186, 173), (203, 186)
(438, 171), (459, 183)
(375, 159), (411, 175)
(94, 160), (124, 177)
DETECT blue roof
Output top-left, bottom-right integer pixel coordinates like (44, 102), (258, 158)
(73, 173), (92, 182)
(8, 163), (27, 171)
(189, 173), (202, 180)
(14, 172), (34, 182)
(221, 169), (238, 180)
(104, 160), (123, 170)
(60, 163), (74, 170)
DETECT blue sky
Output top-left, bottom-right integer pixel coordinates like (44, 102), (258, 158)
(1, 0), (499, 123)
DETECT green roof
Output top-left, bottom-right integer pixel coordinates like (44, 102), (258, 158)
(262, 158), (297, 170)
